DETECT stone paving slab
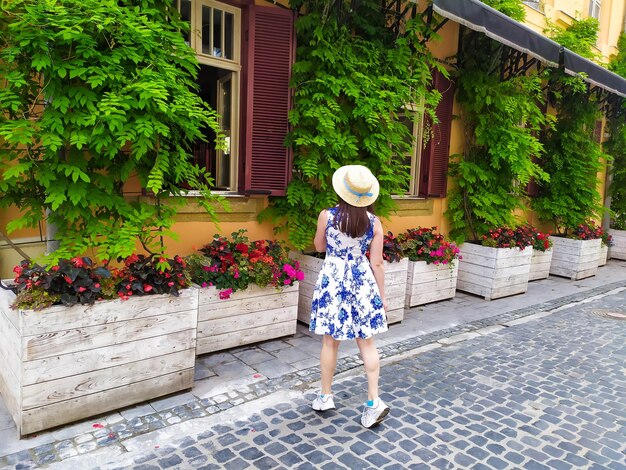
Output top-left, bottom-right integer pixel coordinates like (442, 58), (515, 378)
(25, 288), (626, 470)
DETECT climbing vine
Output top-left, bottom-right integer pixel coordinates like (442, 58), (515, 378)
(445, 0), (550, 243)
(532, 18), (606, 234)
(606, 33), (626, 230)
(0, 0), (223, 262)
(260, 0), (443, 250)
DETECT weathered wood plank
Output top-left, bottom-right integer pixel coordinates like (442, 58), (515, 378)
(0, 304), (22, 377)
(23, 329), (195, 385)
(406, 287), (457, 307)
(198, 289), (298, 321)
(597, 245), (608, 266)
(197, 321), (297, 354)
(550, 237), (600, 280)
(198, 284), (298, 304)
(0, 363), (21, 434)
(22, 349), (195, 410)
(24, 310), (197, 361)
(20, 288), (199, 336)
(406, 276), (458, 298)
(20, 369), (194, 436)
(386, 308), (404, 324)
(609, 229), (626, 260)
(456, 244), (531, 300)
(529, 249), (552, 281)
(198, 306), (297, 337)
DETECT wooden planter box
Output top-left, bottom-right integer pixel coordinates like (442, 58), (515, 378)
(608, 229), (626, 260)
(196, 284), (298, 355)
(598, 244), (609, 266)
(529, 249), (553, 281)
(456, 244), (532, 301)
(0, 286), (198, 437)
(384, 258), (408, 324)
(404, 260), (458, 308)
(549, 236), (601, 280)
(293, 253), (407, 325)
(293, 253), (324, 324)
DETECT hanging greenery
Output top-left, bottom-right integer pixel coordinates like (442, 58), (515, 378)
(444, 0), (550, 243)
(605, 33), (626, 230)
(260, 0), (443, 250)
(532, 19), (606, 234)
(0, 0), (223, 262)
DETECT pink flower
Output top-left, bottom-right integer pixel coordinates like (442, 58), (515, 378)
(295, 271), (304, 281)
(219, 288), (233, 300)
(234, 269), (240, 279)
(283, 279), (291, 285)
(201, 282), (207, 288)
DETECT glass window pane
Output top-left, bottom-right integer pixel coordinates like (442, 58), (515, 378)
(202, 6), (212, 55)
(213, 9), (223, 58)
(224, 13), (234, 60)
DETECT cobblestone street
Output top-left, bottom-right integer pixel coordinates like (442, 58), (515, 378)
(6, 282), (623, 470)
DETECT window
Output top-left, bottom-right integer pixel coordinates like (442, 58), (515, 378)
(176, 1), (294, 196)
(397, 70), (454, 198)
(589, 0), (601, 19)
(178, 0), (241, 191)
(522, 1), (541, 10)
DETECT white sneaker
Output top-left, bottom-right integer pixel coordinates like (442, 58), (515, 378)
(311, 393), (335, 411)
(361, 399), (390, 428)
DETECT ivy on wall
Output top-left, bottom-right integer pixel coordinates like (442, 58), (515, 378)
(260, 0), (443, 250)
(444, 0), (550, 243)
(532, 18), (606, 234)
(606, 33), (626, 230)
(0, 0), (223, 261)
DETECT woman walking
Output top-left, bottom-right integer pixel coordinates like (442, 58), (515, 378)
(309, 165), (390, 428)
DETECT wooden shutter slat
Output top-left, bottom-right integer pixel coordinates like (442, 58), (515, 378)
(240, 5), (295, 196)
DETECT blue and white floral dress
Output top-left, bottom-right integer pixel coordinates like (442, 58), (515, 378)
(310, 207), (387, 340)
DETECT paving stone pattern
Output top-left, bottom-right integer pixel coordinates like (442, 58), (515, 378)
(13, 287), (626, 470)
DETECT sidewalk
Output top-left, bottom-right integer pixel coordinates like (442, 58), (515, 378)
(1, 259), (626, 469)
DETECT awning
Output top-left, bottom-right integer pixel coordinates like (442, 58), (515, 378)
(432, 0), (561, 67)
(432, 0), (626, 99)
(563, 49), (626, 98)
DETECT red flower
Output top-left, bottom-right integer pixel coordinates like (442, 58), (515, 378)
(235, 243), (249, 254)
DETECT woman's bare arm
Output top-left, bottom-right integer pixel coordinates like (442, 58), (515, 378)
(313, 210), (328, 252)
(368, 217), (387, 311)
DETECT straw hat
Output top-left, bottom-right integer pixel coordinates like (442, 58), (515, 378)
(332, 165), (380, 207)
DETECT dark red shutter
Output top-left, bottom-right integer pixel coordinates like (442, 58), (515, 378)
(240, 5), (295, 196)
(418, 70), (455, 198)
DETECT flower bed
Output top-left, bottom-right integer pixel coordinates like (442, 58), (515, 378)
(186, 231), (303, 353)
(0, 256), (197, 436)
(456, 228), (533, 300)
(525, 227), (553, 281)
(398, 227), (460, 307)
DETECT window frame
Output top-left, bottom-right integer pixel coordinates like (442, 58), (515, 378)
(178, 0), (242, 193)
(589, 0), (601, 20)
(396, 101), (426, 198)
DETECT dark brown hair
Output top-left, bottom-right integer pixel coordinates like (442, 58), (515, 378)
(334, 199), (370, 238)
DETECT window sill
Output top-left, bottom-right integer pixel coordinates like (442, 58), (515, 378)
(390, 197), (434, 217)
(139, 193), (265, 223)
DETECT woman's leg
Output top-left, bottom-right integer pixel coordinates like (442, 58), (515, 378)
(356, 337), (380, 400)
(320, 334), (340, 394)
